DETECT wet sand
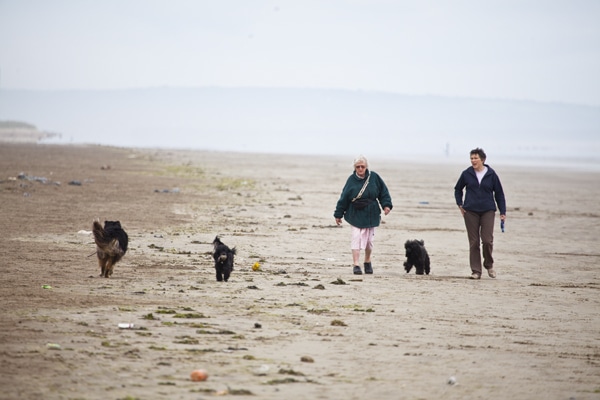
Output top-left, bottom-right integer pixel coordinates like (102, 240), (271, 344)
(0, 143), (598, 399)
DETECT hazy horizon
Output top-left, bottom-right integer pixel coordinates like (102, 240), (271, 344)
(2, 86), (598, 171)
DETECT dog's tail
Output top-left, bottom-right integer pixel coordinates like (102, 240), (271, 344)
(93, 220), (125, 257)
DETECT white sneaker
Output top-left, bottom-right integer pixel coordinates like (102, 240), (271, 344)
(470, 273), (481, 280)
(488, 269), (497, 278)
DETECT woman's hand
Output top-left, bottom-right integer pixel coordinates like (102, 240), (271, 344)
(335, 218), (343, 226)
(383, 207), (391, 216)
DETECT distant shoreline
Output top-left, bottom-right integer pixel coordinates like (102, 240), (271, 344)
(3, 139), (599, 173)
(2, 87), (598, 167)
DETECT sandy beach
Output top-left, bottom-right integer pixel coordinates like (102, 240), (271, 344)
(0, 142), (598, 400)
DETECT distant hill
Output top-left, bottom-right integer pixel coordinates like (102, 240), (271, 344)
(0, 87), (598, 162)
(0, 120), (60, 143)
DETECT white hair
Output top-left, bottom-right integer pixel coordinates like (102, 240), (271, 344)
(353, 155), (369, 168)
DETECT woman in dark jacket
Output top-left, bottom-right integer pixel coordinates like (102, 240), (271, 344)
(334, 155), (393, 275)
(454, 148), (506, 279)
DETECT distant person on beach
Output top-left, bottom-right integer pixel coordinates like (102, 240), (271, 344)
(454, 148), (506, 279)
(334, 155), (393, 275)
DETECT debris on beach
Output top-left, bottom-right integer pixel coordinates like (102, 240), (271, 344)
(279, 368), (305, 376)
(154, 187), (180, 193)
(17, 172), (48, 183)
(330, 278), (347, 285)
(290, 282), (309, 287)
(225, 388), (254, 395)
(331, 319), (347, 326)
(253, 364), (270, 376)
(16, 172), (60, 185)
(265, 377), (300, 385)
(190, 369), (208, 381)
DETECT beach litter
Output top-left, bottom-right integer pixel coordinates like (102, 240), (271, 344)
(253, 364), (270, 376)
(190, 369), (209, 381)
(17, 172), (59, 185)
(154, 188), (180, 193)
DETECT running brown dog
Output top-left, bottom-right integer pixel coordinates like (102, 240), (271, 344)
(93, 220), (129, 278)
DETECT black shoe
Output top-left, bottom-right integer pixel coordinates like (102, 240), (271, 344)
(364, 262), (373, 274)
(353, 265), (363, 275)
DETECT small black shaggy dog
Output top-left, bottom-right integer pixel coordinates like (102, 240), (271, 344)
(212, 236), (236, 282)
(403, 239), (431, 275)
(93, 220), (129, 278)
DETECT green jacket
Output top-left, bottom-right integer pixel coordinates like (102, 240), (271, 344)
(334, 170), (393, 228)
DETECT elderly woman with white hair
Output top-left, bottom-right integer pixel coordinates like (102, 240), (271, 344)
(334, 155), (393, 275)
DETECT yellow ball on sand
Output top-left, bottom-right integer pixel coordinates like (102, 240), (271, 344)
(252, 262), (261, 271)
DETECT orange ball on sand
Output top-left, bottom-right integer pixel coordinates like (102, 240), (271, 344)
(190, 369), (208, 381)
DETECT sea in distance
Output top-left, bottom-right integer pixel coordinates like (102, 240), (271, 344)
(2, 87), (599, 171)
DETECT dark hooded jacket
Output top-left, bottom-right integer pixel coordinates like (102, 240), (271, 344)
(334, 170), (393, 228)
(454, 164), (506, 214)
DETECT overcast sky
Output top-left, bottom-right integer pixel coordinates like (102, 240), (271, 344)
(1, 0), (599, 106)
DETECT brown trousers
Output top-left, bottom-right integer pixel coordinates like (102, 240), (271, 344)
(463, 210), (495, 274)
